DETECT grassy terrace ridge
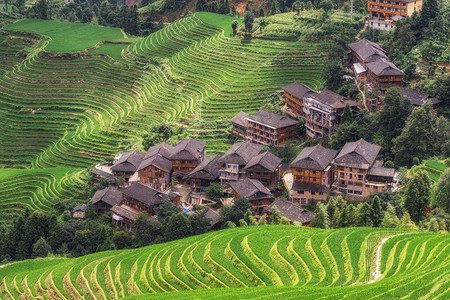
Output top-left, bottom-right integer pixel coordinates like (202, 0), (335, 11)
(0, 167), (87, 226)
(0, 13), (325, 169)
(0, 226), (448, 299)
(3, 19), (132, 52)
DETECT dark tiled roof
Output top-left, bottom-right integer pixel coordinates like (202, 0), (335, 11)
(229, 178), (273, 201)
(120, 182), (170, 206)
(290, 145), (338, 170)
(74, 204), (87, 212)
(400, 88), (442, 106)
(334, 139), (381, 169)
(111, 204), (139, 221)
(145, 142), (174, 160)
(91, 168), (112, 178)
(348, 39), (388, 63)
(282, 82), (314, 99)
(368, 167), (395, 177)
(91, 186), (122, 207)
(138, 142), (174, 172)
(111, 150), (145, 173)
(205, 209), (220, 226)
(219, 141), (264, 166)
(292, 181), (330, 193)
(170, 139), (206, 161)
(308, 90), (359, 109)
(266, 199), (315, 223)
(366, 58), (404, 76)
(184, 154), (221, 181)
(246, 109), (298, 129)
(231, 111), (249, 128)
(244, 151), (282, 172)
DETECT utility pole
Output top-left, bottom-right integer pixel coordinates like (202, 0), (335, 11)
(350, 0), (354, 21)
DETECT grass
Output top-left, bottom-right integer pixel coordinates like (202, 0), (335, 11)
(0, 226), (448, 299)
(196, 12), (241, 37)
(89, 42), (130, 62)
(3, 19), (127, 52)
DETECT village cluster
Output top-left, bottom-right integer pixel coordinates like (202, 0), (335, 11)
(76, 38), (443, 229)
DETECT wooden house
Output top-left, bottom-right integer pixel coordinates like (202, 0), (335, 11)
(348, 39), (403, 87)
(302, 90), (359, 138)
(170, 139), (206, 182)
(368, 0), (422, 30)
(90, 186), (122, 215)
(218, 141), (263, 184)
(265, 199), (315, 226)
(283, 82), (315, 118)
(229, 178), (273, 216)
(400, 88), (442, 110)
(246, 109), (298, 146)
(332, 139), (395, 200)
(73, 204), (87, 219)
(137, 142), (174, 191)
(290, 144), (338, 205)
(111, 149), (144, 183)
(184, 154), (221, 193)
(244, 151), (282, 190)
(111, 182), (176, 231)
(231, 111), (249, 138)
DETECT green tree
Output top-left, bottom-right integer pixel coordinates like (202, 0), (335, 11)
(357, 202), (372, 227)
(428, 218), (439, 232)
(244, 209), (257, 225)
(189, 211), (211, 235)
(404, 170), (432, 223)
(435, 168), (450, 213)
(229, 197), (252, 224)
(370, 196), (383, 227)
(341, 104), (353, 125)
(157, 200), (182, 221)
(165, 213), (191, 241)
(323, 60), (344, 91)
(378, 87), (412, 152)
(35, 0), (48, 19)
(312, 203), (329, 229)
(132, 213), (163, 246)
(231, 20), (238, 35)
(381, 203), (400, 228)
(281, 217), (290, 224)
(258, 214), (267, 225)
(113, 231), (132, 249)
(270, 205), (282, 224)
(326, 197), (340, 228)
(244, 11), (254, 33)
(259, 17), (268, 32)
(205, 183), (224, 207)
(32, 237), (51, 258)
(398, 212), (418, 229)
(420, 0), (438, 28)
(97, 238), (116, 252)
(392, 102), (441, 167)
(239, 219), (248, 226)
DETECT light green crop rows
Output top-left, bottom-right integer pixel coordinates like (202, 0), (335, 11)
(0, 167), (86, 226)
(0, 226), (447, 299)
(0, 13), (324, 168)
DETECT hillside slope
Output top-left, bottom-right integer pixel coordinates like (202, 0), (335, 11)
(0, 226), (448, 299)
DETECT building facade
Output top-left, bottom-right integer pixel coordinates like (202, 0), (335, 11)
(184, 154), (221, 193)
(246, 110), (298, 146)
(170, 139), (206, 182)
(218, 141), (263, 184)
(290, 145), (338, 205)
(230, 111), (249, 138)
(137, 142), (174, 191)
(332, 139), (395, 199)
(368, 0), (423, 30)
(111, 149), (144, 183)
(229, 178), (273, 216)
(349, 39), (404, 87)
(244, 151), (282, 189)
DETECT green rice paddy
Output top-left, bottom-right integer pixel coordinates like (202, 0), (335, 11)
(0, 226), (448, 299)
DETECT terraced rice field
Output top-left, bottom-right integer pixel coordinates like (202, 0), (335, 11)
(0, 167), (87, 226)
(0, 226), (448, 299)
(0, 13), (325, 169)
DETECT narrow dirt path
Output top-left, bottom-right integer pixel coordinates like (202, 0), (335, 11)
(120, 29), (128, 39)
(369, 234), (401, 284)
(356, 21), (368, 40)
(354, 77), (368, 110)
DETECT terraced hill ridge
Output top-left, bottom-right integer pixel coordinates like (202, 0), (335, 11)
(0, 226), (448, 299)
(0, 13), (325, 169)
